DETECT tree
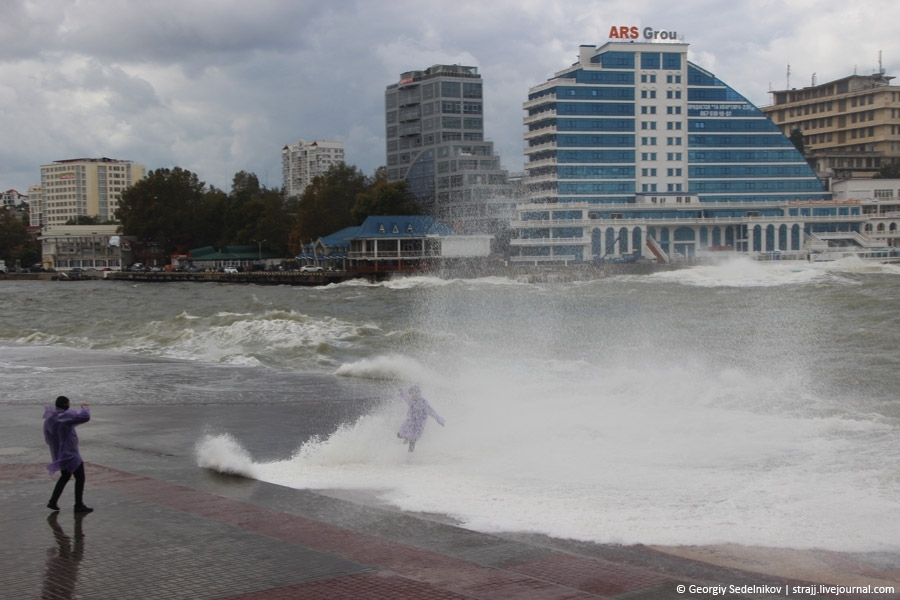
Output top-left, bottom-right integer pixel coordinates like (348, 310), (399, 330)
(117, 167), (207, 254)
(65, 215), (101, 225)
(219, 171), (291, 254)
(789, 127), (806, 156)
(351, 169), (422, 224)
(874, 161), (900, 179)
(0, 209), (40, 267)
(194, 186), (228, 248)
(290, 163), (367, 250)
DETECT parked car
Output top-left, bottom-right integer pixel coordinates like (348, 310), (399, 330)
(223, 266), (239, 274)
(300, 265), (324, 273)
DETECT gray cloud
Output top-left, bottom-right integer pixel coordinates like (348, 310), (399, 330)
(1, 0), (897, 195)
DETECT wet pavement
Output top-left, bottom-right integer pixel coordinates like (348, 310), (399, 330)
(2, 404), (898, 600)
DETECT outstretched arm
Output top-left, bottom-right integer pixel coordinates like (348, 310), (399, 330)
(60, 407), (91, 426)
(424, 400), (445, 426)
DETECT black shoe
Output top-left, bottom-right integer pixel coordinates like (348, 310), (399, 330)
(47, 502), (60, 511)
(74, 504), (93, 513)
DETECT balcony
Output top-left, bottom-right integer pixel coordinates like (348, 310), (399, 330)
(524, 172), (559, 185)
(525, 156), (558, 170)
(523, 109), (557, 126)
(523, 93), (556, 109)
(525, 140), (558, 154)
(524, 125), (558, 140)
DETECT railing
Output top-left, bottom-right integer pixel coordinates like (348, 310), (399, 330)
(510, 214), (870, 229)
(524, 125), (558, 140)
(523, 110), (557, 125)
(523, 172), (559, 185)
(524, 157), (558, 169)
(510, 237), (586, 247)
(348, 251), (438, 259)
(524, 141), (558, 154)
(523, 93), (556, 109)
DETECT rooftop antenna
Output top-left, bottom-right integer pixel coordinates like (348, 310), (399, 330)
(879, 50), (885, 75)
(786, 63), (791, 88)
(812, 72), (817, 86)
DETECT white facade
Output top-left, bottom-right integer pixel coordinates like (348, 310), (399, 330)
(281, 139), (345, 198)
(1, 189), (27, 208)
(438, 235), (492, 257)
(831, 179), (900, 201)
(39, 224), (131, 271)
(833, 179), (900, 248)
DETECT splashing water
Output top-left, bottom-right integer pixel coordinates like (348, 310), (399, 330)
(195, 432), (258, 478)
(209, 345), (900, 551)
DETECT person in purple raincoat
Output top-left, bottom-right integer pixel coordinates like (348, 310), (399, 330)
(43, 396), (93, 513)
(396, 385), (444, 452)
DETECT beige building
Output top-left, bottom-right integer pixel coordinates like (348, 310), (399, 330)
(281, 139), (344, 198)
(762, 72), (900, 180)
(27, 184), (43, 228)
(39, 157), (146, 228)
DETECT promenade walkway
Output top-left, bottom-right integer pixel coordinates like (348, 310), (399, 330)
(1, 405), (897, 599)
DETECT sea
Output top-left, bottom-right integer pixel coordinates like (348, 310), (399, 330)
(2, 256), (899, 552)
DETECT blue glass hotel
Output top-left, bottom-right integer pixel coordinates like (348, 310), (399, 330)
(512, 38), (863, 264)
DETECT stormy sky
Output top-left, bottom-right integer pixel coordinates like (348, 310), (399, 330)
(1, 0), (896, 195)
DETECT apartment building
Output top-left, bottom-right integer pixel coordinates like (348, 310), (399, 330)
(385, 64), (514, 233)
(27, 185), (42, 228)
(1, 189), (27, 209)
(762, 71), (900, 180)
(281, 139), (344, 198)
(40, 157), (146, 228)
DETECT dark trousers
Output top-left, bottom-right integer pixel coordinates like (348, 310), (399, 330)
(50, 463), (86, 506)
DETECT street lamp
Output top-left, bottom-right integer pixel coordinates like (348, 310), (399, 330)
(254, 239), (266, 262)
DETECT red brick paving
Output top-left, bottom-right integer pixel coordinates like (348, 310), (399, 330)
(6, 462), (897, 600)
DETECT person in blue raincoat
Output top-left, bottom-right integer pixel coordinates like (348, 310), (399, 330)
(397, 385), (444, 452)
(43, 396), (93, 513)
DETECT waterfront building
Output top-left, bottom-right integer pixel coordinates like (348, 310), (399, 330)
(513, 37), (845, 265)
(762, 71), (900, 180)
(281, 139), (344, 198)
(385, 65), (514, 234)
(831, 178), (900, 248)
(40, 158), (145, 229)
(348, 215), (491, 273)
(296, 226), (357, 271)
(40, 224), (132, 271)
(189, 245), (281, 272)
